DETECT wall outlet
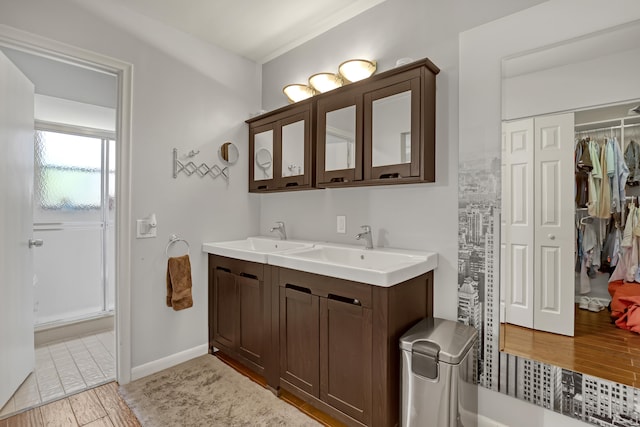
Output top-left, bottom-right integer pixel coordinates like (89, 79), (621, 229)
(337, 215), (346, 234)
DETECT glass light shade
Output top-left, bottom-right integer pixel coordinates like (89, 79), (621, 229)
(338, 59), (377, 83)
(308, 73), (344, 93)
(283, 84), (316, 103)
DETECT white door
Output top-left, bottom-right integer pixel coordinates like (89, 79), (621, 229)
(0, 51), (36, 408)
(533, 112), (575, 336)
(502, 113), (575, 336)
(502, 118), (535, 329)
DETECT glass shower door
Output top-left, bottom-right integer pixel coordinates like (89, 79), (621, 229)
(33, 129), (114, 325)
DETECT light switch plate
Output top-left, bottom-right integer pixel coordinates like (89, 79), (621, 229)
(136, 219), (157, 238)
(337, 215), (346, 234)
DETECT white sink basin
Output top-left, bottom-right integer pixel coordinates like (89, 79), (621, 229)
(202, 237), (313, 263)
(269, 243), (438, 287)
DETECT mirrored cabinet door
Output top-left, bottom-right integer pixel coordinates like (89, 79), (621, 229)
(281, 120), (305, 177)
(248, 101), (313, 192)
(317, 92), (362, 185)
(364, 77), (420, 180)
(254, 130), (273, 181)
(249, 124), (275, 191)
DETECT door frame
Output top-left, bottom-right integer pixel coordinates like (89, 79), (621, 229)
(0, 24), (133, 384)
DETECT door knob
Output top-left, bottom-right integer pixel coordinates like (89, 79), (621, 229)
(547, 234), (556, 240)
(28, 239), (43, 248)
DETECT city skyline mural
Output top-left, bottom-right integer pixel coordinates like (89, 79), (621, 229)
(457, 150), (640, 426)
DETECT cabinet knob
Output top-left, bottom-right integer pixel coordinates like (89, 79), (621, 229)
(548, 234), (556, 240)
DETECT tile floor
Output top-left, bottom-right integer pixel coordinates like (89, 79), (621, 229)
(0, 330), (115, 420)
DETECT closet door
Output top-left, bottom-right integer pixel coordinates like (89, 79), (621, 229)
(533, 112), (574, 336)
(502, 118), (535, 329)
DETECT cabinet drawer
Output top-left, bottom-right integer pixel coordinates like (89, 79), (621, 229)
(211, 254), (264, 279)
(277, 267), (372, 308)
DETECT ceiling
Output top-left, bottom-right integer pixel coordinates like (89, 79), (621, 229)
(101, 0), (388, 63)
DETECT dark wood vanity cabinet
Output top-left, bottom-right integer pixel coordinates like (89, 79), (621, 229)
(208, 255), (434, 427)
(247, 100), (314, 192)
(277, 268), (432, 427)
(208, 255), (276, 384)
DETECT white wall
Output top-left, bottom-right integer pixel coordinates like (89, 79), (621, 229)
(503, 46), (640, 120)
(0, 0), (261, 369)
(260, 0), (547, 322)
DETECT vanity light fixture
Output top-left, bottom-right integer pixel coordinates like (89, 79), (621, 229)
(282, 58), (377, 103)
(308, 72), (344, 93)
(283, 84), (316, 103)
(338, 59), (377, 83)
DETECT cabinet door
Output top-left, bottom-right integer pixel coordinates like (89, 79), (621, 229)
(364, 76), (421, 181)
(317, 90), (363, 185)
(279, 109), (312, 189)
(249, 123), (276, 191)
(320, 296), (372, 425)
(280, 286), (320, 397)
(212, 267), (238, 349)
(237, 274), (264, 366)
(248, 101), (313, 192)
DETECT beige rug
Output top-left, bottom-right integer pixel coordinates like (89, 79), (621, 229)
(119, 354), (322, 427)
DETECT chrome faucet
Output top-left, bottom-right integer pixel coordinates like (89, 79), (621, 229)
(270, 221), (287, 240)
(355, 225), (373, 249)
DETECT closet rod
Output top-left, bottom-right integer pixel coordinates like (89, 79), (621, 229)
(575, 125), (620, 134)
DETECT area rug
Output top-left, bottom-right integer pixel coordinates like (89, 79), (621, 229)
(119, 354), (321, 427)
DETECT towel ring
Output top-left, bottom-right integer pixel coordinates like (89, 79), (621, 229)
(166, 234), (190, 257)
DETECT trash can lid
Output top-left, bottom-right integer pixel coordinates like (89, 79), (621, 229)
(399, 317), (478, 364)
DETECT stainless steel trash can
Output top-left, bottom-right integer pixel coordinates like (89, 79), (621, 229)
(400, 317), (478, 427)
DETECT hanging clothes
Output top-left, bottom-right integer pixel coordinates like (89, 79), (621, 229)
(609, 137), (629, 214)
(587, 140), (603, 217)
(575, 138), (592, 207)
(625, 139), (640, 185)
(598, 141), (612, 219)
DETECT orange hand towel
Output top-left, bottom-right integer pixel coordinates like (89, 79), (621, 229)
(166, 255), (193, 311)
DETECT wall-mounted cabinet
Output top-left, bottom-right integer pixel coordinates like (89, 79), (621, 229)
(248, 101), (314, 192)
(247, 58), (439, 192)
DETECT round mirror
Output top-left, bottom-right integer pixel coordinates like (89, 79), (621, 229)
(255, 147), (272, 169)
(219, 142), (239, 164)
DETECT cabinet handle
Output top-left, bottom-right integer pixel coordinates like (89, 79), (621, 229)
(379, 173), (400, 179)
(548, 234), (556, 240)
(330, 177), (345, 183)
(285, 284), (311, 294)
(285, 182), (299, 187)
(216, 266), (231, 273)
(239, 272), (258, 280)
(328, 293), (361, 306)
(257, 185), (267, 190)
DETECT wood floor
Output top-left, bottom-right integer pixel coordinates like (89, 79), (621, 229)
(501, 304), (640, 387)
(0, 382), (140, 427)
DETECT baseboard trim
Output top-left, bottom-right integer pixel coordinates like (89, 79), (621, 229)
(131, 344), (209, 381)
(35, 313), (114, 346)
(478, 414), (508, 427)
